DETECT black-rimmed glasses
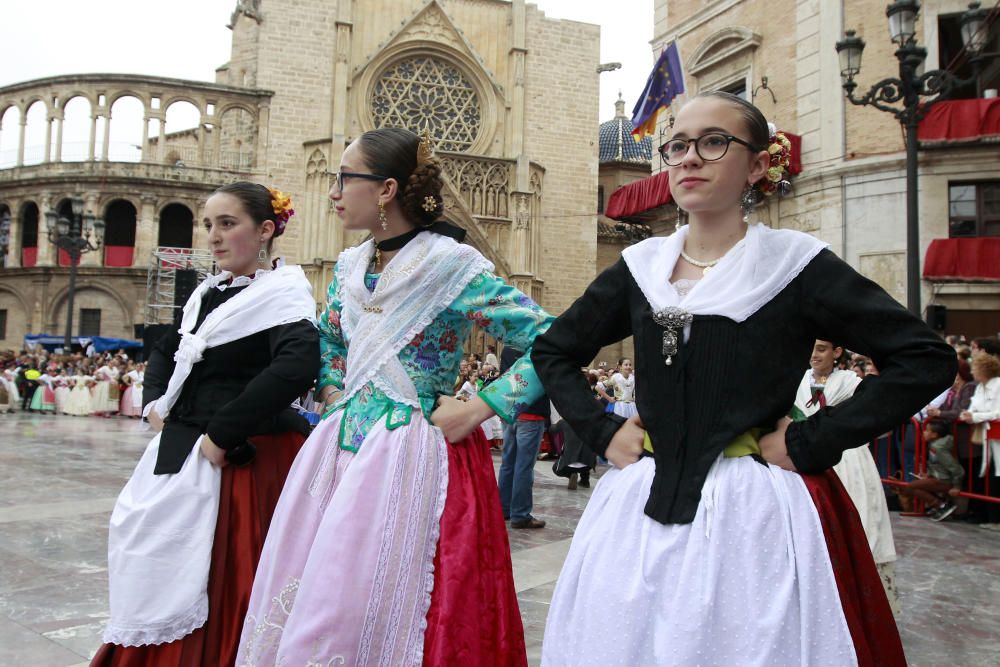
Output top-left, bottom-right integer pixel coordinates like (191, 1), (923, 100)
(327, 171), (389, 192)
(658, 133), (763, 166)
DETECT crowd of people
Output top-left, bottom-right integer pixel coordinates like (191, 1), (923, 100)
(7, 92), (999, 667)
(0, 348), (145, 418)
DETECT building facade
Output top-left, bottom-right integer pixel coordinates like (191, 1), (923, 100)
(647, 0), (1000, 337)
(0, 0), (601, 351)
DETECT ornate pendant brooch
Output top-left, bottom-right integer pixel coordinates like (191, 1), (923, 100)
(651, 307), (692, 366)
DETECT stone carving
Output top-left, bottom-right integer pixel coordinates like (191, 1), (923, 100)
(438, 154), (510, 219)
(230, 0), (262, 27)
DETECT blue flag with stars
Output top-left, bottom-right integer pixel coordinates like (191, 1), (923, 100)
(631, 41), (685, 141)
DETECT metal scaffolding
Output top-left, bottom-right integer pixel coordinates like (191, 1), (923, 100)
(144, 247), (216, 325)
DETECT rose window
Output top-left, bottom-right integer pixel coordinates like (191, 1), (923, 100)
(371, 56), (482, 152)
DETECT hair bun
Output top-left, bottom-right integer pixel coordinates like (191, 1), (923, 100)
(402, 160), (445, 225)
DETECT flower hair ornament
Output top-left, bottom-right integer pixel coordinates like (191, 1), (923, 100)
(755, 123), (793, 199)
(267, 187), (295, 236)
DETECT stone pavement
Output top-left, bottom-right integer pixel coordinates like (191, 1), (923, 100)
(1, 412), (998, 666)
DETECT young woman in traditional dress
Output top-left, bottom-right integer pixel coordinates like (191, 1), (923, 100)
(91, 183), (319, 667)
(608, 357), (638, 419)
(64, 372), (93, 416)
(91, 359), (121, 417)
(792, 339), (899, 613)
(119, 361), (145, 418)
(28, 371), (57, 413)
(532, 92), (956, 666)
(237, 128), (552, 666)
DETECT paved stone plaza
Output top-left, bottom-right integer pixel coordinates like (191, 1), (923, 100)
(1, 412), (998, 666)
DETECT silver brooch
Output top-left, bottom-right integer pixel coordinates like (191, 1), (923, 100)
(651, 307), (692, 365)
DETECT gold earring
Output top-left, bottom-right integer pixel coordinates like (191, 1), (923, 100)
(378, 201), (388, 230)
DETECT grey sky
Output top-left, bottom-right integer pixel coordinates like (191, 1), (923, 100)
(0, 0), (653, 122)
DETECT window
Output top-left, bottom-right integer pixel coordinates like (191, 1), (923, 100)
(948, 181), (1000, 237)
(598, 185), (605, 214)
(720, 80), (748, 100)
(0, 309), (6, 339)
(370, 56), (482, 152)
(938, 12), (1000, 100)
(79, 308), (101, 337)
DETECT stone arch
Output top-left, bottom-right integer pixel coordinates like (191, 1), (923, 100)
(0, 105), (19, 168)
(103, 199), (137, 267)
(688, 27), (761, 89)
(157, 202), (194, 248)
(58, 91), (96, 110)
(60, 95), (92, 162)
(107, 89), (149, 109)
(108, 95), (145, 162)
(356, 42), (499, 155)
(162, 100), (202, 165)
(217, 105), (257, 169)
(22, 99), (48, 165)
(47, 283), (134, 338)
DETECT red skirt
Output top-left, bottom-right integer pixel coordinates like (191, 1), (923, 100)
(422, 427), (528, 666)
(802, 470), (906, 667)
(91, 432), (306, 667)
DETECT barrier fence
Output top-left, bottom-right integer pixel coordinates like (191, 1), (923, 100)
(869, 416), (999, 517)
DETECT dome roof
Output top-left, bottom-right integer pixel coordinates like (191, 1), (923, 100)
(599, 94), (652, 165)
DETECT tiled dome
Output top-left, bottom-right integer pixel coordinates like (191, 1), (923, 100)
(599, 93), (652, 165)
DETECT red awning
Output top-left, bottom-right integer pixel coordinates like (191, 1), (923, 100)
(606, 171), (672, 221)
(923, 237), (1000, 281)
(605, 131), (803, 221)
(918, 98), (1000, 143)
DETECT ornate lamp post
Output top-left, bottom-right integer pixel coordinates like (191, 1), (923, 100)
(835, 1), (989, 315)
(0, 211), (11, 268)
(44, 196), (105, 349)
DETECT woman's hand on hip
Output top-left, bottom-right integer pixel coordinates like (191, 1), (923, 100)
(200, 434), (228, 468)
(760, 417), (797, 471)
(606, 415), (645, 469)
(432, 395), (494, 442)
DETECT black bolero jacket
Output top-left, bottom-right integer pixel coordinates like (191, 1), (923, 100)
(532, 249), (957, 524)
(144, 284), (320, 474)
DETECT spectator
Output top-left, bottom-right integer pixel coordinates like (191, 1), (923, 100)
(896, 420), (963, 521)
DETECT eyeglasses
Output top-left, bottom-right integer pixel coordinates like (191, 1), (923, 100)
(328, 170), (389, 192)
(658, 133), (763, 166)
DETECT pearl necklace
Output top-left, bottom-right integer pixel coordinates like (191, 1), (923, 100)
(679, 249), (723, 275)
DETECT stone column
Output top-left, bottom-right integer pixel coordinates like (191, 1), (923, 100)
(101, 110), (111, 161)
(54, 113), (64, 162)
(16, 115), (26, 166)
(43, 117), (53, 163)
(157, 114), (166, 163)
(328, 8), (354, 259)
(6, 201), (21, 268)
(88, 113), (97, 160)
(36, 193), (54, 266)
(196, 112), (207, 166)
(140, 114), (150, 161)
(256, 104), (270, 169)
(135, 195), (158, 266)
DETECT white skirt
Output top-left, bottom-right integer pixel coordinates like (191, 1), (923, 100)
(541, 456), (858, 667)
(612, 401), (638, 419)
(832, 445), (896, 564)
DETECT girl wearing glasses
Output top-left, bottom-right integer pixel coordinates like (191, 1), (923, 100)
(532, 92), (955, 666)
(238, 128), (552, 666)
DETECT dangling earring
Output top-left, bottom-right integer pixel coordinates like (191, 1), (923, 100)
(258, 243), (267, 262)
(740, 186), (756, 223)
(377, 201), (388, 231)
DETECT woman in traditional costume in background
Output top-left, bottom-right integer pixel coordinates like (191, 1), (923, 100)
(92, 183), (319, 667)
(238, 128), (552, 667)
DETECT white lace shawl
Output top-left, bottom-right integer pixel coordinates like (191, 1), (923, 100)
(621, 222), (828, 322)
(335, 232), (493, 408)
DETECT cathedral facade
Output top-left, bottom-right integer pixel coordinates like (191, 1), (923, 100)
(0, 0), (600, 350)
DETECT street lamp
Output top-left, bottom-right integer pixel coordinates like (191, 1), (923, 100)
(835, 1), (990, 316)
(45, 196), (105, 349)
(0, 211), (11, 268)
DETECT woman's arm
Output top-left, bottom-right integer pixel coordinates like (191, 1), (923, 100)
(786, 250), (957, 473)
(532, 259), (634, 456)
(449, 272), (554, 423)
(316, 273), (348, 406)
(141, 328), (181, 410)
(206, 319), (320, 449)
